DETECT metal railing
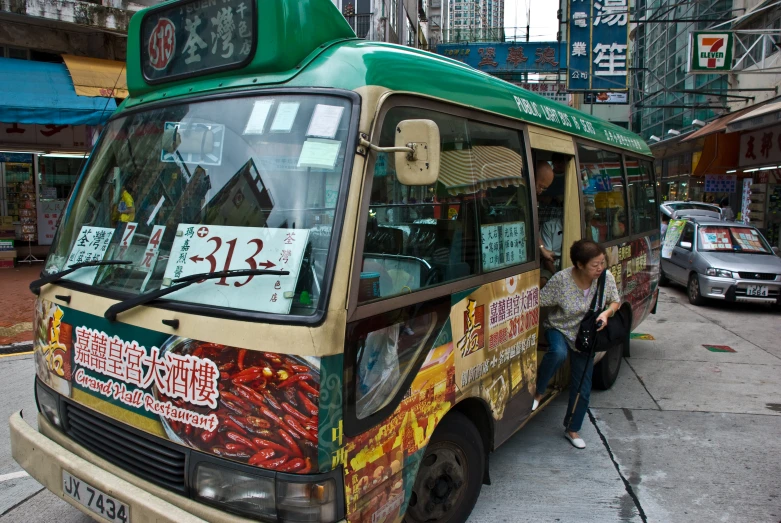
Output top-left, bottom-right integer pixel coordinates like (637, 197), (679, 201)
(345, 14), (372, 39)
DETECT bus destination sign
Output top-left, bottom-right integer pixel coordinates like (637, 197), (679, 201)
(141, 0), (257, 84)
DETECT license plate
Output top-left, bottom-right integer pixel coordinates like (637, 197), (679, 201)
(746, 285), (769, 297)
(63, 471), (130, 523)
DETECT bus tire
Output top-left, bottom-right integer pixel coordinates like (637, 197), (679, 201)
(592, 341), (623, 390)
(405, 410), (484, 523)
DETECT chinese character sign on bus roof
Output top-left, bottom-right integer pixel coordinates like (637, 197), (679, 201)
(141, 0), (256, 84)
(566, 0), (629, 91)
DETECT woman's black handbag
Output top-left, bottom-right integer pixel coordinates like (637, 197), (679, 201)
(575, 272), (629, 354)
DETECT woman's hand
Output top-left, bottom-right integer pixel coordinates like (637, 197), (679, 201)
(596, 310), (611, 331)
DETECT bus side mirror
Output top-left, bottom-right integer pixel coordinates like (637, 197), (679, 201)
(394, 119), (440, 186)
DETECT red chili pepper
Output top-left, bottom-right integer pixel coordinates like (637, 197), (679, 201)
(222, 418), (248, 435)
(233, 384), (266, 408)
(219, 399), (246, 416)
(232, 367), (263, 384)
(297, 391), (318, 416)
(290, 365), (310, 373)
(245, 416), (272, 430)
(226, 431), (259, 451)
(279, 428), (304, 457)
(299, 382), (320, 397)
(219, 362), (235, 372)
(248, 378), (268, 390)
(248, 449), (276, 465)
(170, 420), (181, 432)
(238, 349), (247, 371)
(220, 372), (230, 380)
(262, 352), (281, 362)
(225, 443), (251, 452)
(303, 419), (318, 432)
(255, 455), (289, 468)
(282, 402), (309, 423)
(184, 424), (193, 436)
(200, 429), (218, 443)
(227, 415), (254, 434)
(284, 416), (318, 443)
(278, 458), (306, 472)
(279, 373), (314, 388)
(253, 438), (295, 455)
(263, 391), (283, 411)
(193, 347), (204, 358)
(257, 404), (282, 424)
(220, 391), (253, 411)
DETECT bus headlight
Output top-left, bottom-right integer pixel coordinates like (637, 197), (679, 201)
(195, 463), (276, 520)
(194, 463), (341, 523)
(35, 380), (62, 428)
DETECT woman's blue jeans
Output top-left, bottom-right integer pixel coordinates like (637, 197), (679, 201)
(536, 329), (595, 433)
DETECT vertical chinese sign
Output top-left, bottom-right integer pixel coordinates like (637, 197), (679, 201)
(567, 0), (629, 91)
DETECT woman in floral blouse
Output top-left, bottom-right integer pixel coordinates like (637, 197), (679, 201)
(533, 239), (621, 449)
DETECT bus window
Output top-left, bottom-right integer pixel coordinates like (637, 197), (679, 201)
(361, 107), (479, 302)
(626, 158), (659, 234)
(468, 120), (533, 272)
(577, 144), (628, 242)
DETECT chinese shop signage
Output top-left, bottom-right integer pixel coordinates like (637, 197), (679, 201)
(739, 124), (781, 168)
(434, 42), (566, 75)
(688, 32), (734, 74)
(141, 0), (257, 83)
(567, 0), (630, 91)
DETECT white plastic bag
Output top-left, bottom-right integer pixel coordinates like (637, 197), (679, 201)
(356, 323), (401, 419)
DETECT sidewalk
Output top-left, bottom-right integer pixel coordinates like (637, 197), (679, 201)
(0, 263), (41, 349)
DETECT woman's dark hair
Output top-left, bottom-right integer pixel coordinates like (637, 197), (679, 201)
(570, 239), (606, 268)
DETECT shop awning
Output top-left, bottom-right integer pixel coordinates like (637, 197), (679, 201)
(682, 104), (761, 142)
(439, 146), (526, 195)
(726, 99), (781, 132)
(0, 57), (117, 126)
(692, 132), (741, 177)
(62, 54), (128, 98)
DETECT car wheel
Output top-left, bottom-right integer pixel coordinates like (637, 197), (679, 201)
(405, 411), (484, 523)
(592, 340), (624, 390)
(688, 273), (705, 305)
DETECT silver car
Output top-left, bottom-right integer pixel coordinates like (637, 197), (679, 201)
(660, 201), (723, 220)
(660, 218), (781, 306)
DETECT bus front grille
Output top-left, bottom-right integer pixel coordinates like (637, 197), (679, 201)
(63, 401), (187, 493)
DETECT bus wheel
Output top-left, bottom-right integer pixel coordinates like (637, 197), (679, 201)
(592, 341), (623, 390)
(405, 411), (484, 523)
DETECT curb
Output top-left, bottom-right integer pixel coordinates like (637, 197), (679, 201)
(0, 341), (33, 356)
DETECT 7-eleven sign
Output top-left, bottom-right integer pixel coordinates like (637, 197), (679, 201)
(689, 32), (733, 73)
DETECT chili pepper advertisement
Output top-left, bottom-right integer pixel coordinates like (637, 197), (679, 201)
(32, 299), (320, 474)
(452, 272), (540, 422)
(340, 327), (456, 523)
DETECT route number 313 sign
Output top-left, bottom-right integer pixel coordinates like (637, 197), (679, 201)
(162, 224), (310, 314)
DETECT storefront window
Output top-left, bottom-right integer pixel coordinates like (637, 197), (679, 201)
(0, 156), (36, 241)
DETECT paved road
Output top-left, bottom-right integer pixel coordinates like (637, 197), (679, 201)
(1, 286), (780, 522)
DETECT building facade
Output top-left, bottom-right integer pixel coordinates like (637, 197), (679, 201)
(0, 0), (141, 258)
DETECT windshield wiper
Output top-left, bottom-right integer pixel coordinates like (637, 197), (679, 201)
(104, 268), (290, 322)
(30, 260), (132, 295)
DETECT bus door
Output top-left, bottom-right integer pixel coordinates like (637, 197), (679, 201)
(342, 101), (539, 522)
(528, 127), (580, 393)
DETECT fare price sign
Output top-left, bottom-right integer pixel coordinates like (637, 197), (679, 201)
(162, 225), (309, 314)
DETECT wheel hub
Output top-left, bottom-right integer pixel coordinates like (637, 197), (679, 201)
(407, 444), (467, 522)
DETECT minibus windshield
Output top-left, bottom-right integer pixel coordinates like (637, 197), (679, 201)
(45, 93), (352, 317)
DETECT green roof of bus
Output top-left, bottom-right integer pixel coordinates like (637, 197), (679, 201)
(124, 0), (651, 156)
